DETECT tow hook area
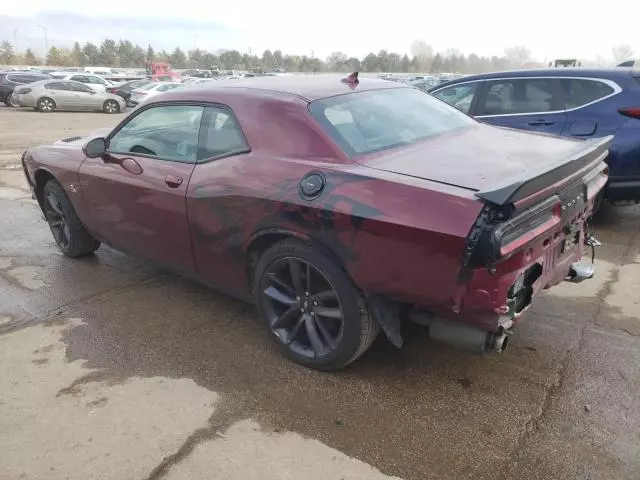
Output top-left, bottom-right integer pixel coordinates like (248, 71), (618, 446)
(566, 234), (600, 283)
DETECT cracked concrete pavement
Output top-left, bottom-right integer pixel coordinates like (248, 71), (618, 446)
(1, 107), (640, 480)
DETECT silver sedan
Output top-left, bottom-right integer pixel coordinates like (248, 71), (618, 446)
(12, 80), (126, 113)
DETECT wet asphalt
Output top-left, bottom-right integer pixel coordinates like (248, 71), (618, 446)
(1, 106), (639, 480)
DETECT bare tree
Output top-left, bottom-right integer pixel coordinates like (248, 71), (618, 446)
(612, 44), (634, 64)
(504, 46), (531, 67)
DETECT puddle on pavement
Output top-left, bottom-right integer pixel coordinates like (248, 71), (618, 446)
(1, 316), (397, 480)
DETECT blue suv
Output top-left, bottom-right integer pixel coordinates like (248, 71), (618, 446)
(429, 68), (640, 203)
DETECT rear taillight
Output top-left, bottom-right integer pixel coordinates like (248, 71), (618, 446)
(619, 107), (640, 119)
(494, 197), (562, 258)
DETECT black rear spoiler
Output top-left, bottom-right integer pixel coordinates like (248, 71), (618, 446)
(475, 135), (613, 206)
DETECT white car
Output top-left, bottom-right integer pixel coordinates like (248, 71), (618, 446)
(49, 73), (113, 92)
(129, 82), (183, 105)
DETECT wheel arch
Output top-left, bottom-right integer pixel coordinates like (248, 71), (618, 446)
(33, 167), (57, 211)
(245, 228), (355, 293)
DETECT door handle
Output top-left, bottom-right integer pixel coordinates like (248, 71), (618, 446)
(164, 175), (183, 188)
(528, 119), (555, 126)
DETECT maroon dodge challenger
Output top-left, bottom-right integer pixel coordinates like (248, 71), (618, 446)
(21, 74), (610, 370)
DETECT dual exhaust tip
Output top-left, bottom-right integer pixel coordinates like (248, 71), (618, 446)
(412, 313), (510, 355)
(428, 319), (510, 355)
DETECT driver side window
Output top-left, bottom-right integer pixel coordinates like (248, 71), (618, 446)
(109, 105), (204, 163)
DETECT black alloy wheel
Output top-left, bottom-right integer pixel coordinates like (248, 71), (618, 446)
(255, 239), (379, 370)
(42, 180), (100, 257)
(44, 187), (71, 251)
(262, 257), (345, 359)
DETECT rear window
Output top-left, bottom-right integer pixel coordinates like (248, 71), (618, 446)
(309, 88), (475, 156)
(559, 79), (615, 109)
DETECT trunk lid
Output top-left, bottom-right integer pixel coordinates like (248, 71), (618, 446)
(356, 124), (611, 204)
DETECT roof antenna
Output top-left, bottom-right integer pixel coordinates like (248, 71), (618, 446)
(341, 71), (359, 89)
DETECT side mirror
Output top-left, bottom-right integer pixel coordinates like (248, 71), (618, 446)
(83, 137), (107, 158)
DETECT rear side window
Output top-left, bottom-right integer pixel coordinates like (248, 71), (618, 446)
(197, 106), (250, 161)
(45, 82), (69, 91)
(559, 79), (615, 109)
(7, 74), (44, 84)
(477, 78), (562, 115)
(309, 88), (475, 156)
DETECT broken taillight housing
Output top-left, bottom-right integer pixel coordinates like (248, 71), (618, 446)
(494, 197), (562, 258)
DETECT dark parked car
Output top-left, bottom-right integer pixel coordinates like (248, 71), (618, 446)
(22, 75), (608, 370)
(429, 68), (640, 204)
(0, 72), (51, 107)
(106, 80), (152, 104)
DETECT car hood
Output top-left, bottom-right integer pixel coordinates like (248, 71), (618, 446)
(356, 124), (589, 192)
(54, 127), (113, 146)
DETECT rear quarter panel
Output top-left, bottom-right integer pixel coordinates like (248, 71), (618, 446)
(187, 155), (482, 308)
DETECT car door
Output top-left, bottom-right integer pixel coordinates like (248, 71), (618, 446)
(68, 82), (102, 110)
(78, 104), (205, 274)
(475, 77), (567, 135)
(43, 82), (77, 109)
(186, 105), (252, 292)
(430, 81), (483, 115)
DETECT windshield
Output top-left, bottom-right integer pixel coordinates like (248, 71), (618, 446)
(309, 88), (475, 157)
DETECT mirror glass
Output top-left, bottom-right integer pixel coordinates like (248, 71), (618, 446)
(84, 137), (107, 158)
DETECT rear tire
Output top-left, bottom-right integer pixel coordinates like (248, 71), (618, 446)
(42, 180), (100, 257)
(6, 93), (19, 107)
(103, 99), (120, 114)
(254, 238), (379, 370)
(37, 97), (56, 113)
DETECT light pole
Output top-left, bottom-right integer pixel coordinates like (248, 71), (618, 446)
(193, 35), (199, 51)
(37, 25), (48, 59)
(14, 29), (18, 53)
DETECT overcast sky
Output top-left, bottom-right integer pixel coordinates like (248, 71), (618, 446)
(2, 0), (638, 60)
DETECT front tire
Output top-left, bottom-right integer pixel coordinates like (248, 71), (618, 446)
(254, 239), (379, 370)
(103, 99), (120, 114)
(42, 180), (100, 257)
(37, 97), (56, 112)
